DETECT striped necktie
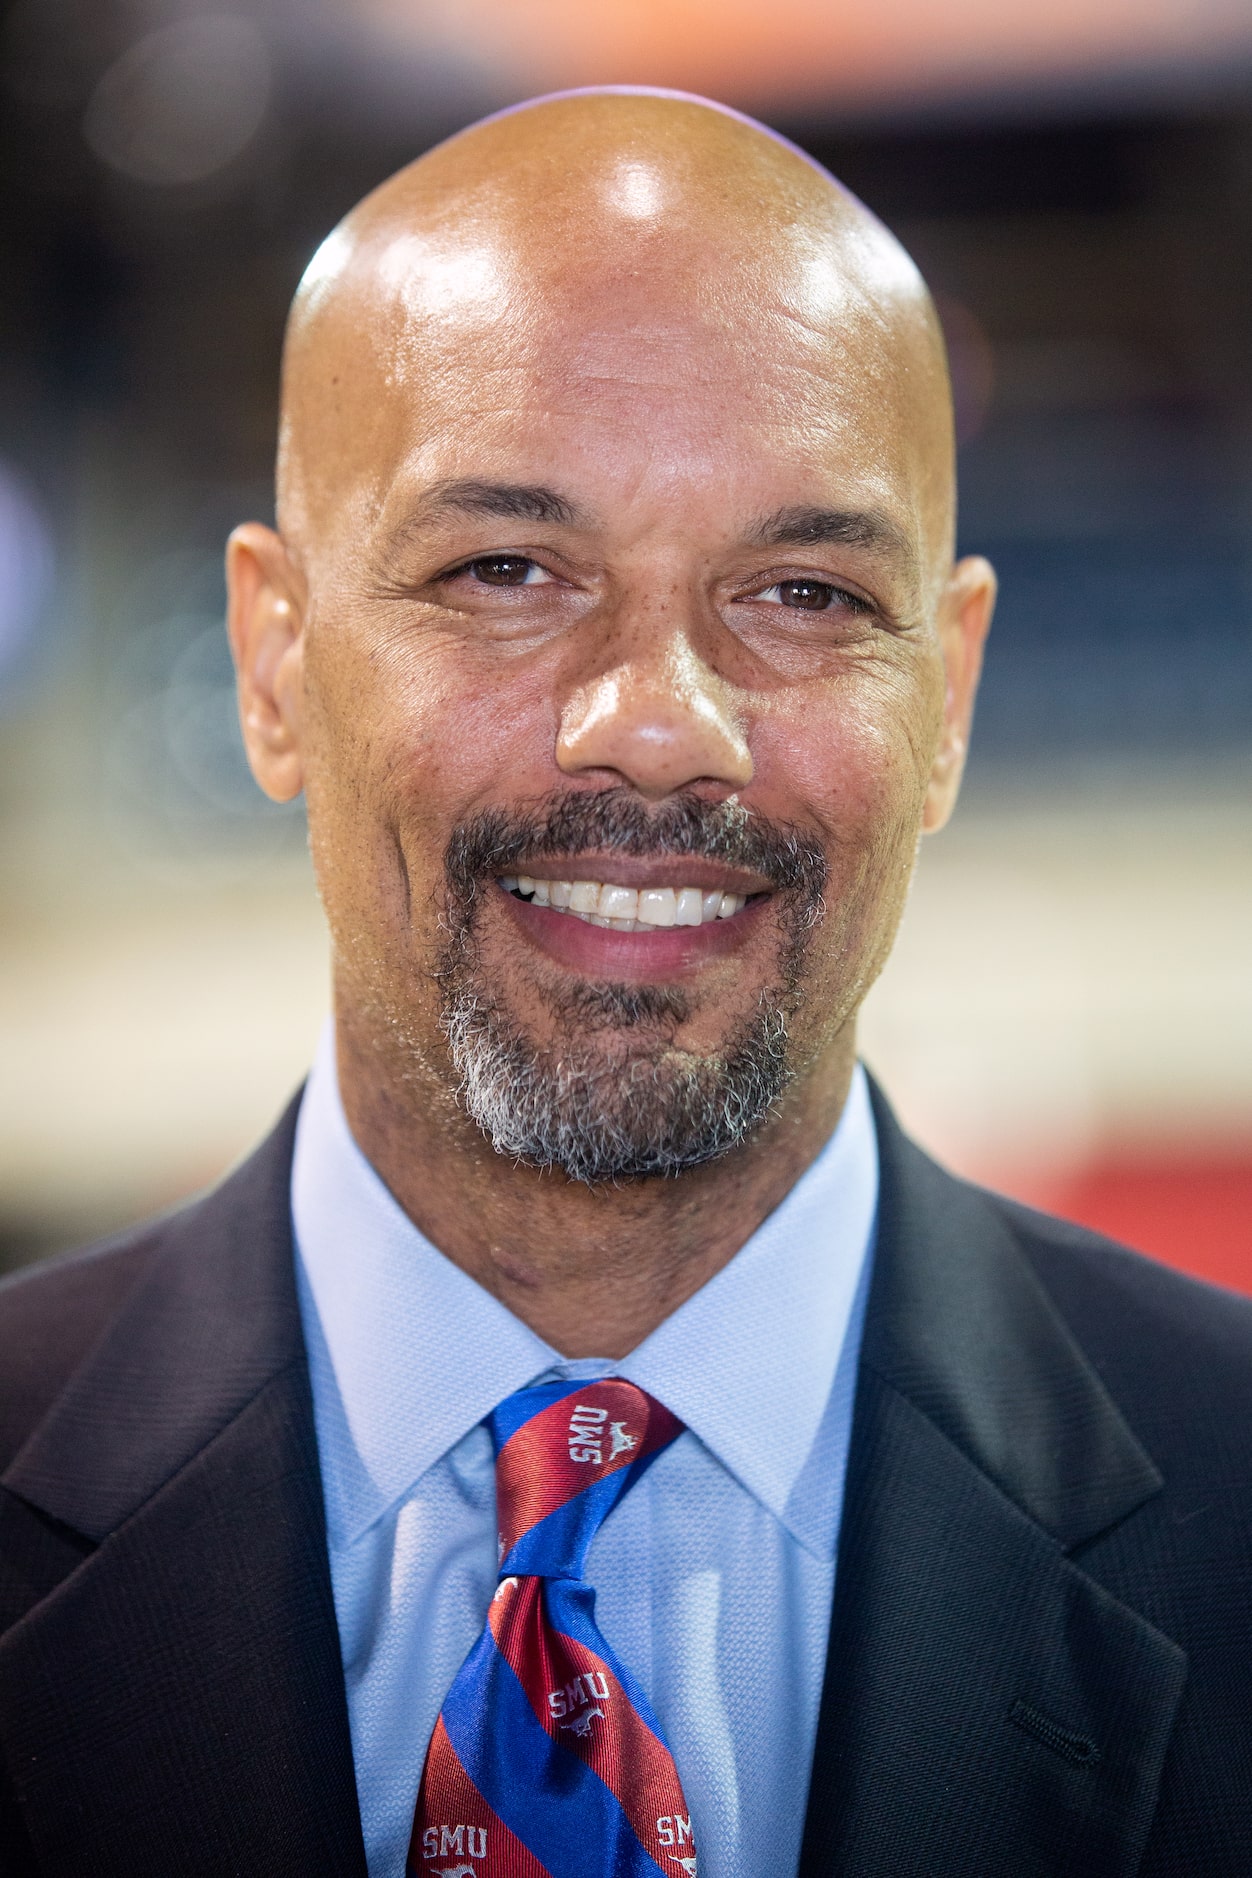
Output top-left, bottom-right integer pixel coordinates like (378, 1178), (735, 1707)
(409, 1377), (698, 1878)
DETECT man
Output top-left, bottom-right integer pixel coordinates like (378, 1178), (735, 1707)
(0, 86), (1249, 1878)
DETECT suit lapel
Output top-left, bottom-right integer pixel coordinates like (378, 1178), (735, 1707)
(800, 1088), (1186, 1878)
(0, 1101), (368, 1878)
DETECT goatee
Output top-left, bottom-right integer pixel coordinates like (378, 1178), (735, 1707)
(436, 790), (827, 1185)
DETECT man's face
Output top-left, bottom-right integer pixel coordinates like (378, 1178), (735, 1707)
(255, 226), (982, 1181)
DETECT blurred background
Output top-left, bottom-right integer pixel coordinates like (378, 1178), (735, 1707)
(1, 0), (1249, 1284)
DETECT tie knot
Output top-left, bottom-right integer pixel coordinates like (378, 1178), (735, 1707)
(490, 1378), (683, 1579)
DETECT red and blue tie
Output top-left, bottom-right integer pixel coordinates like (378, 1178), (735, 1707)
(408, 1377), (698, 1878)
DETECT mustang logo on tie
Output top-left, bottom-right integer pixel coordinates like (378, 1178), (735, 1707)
(609, 1420), (637, 1459)
(560, 1705), (604, 1738)
(668, 1858), (698, 1876)
(433, 1866), (477, 1878)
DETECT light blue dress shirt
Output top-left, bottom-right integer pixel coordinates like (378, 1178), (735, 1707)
(292, 1025), (878, 1878)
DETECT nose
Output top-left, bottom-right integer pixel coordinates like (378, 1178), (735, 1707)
(555, 629), (753, 800)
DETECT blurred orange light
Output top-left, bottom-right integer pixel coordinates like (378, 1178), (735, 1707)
(364, 0), (1252, 109)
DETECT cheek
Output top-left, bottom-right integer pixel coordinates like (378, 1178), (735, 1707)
(369, 646), (563, 851)
(300, 615), (561, 912)
(751, 665), (945, 1026)
(754, 658), (943, 854)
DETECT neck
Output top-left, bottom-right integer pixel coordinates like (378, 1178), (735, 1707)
(333, 1008), (857, 1359)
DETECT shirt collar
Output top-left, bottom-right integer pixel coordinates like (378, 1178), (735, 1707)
(292, 1024), (877, 1560)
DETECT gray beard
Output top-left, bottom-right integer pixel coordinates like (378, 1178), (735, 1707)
(440, 976), (794, 1186)
(433, 791), (826, 1187)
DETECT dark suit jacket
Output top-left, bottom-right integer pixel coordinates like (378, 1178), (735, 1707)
(1, 1086), (1250, 1875)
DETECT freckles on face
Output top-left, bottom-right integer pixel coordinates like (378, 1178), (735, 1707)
(301, 591), (553, 938)
(746, 644), (944, 977)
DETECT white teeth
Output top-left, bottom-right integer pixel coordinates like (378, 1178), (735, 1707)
(598, 883), (638, 920)
(501, 875), (749, 927)
(637, 887), (676, 927)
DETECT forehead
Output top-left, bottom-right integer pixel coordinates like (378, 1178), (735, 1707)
(408, 224), (912, 387)
(289, 216), (949, 562)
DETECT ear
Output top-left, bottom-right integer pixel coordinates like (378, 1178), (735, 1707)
(226, 523), (306, 803)
(923, 554), (997, 833)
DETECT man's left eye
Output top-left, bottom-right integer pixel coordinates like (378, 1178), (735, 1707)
(756, 579), (845, 611)
(460, 556), (551, 587)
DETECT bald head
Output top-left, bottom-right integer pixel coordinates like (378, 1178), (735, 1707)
(277, 89), (955, 589)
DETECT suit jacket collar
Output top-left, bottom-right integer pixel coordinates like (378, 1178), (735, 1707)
(0, 1096), (369, 1877)
(799, 1085), (1184, 1878)
(5, 1097), (308, 1539)
(860, 1082), (1162, 1550)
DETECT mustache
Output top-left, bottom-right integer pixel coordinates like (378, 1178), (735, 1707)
(444, 788), (828, 906)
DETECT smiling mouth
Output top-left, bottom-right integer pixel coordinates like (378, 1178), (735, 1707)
(499, 873), (753, 932)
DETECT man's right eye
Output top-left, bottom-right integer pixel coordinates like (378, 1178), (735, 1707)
(457, 556), (549, 587)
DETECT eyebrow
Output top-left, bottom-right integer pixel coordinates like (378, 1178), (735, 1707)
(382, 483), (914, 579)
(411, 478), (586, 528)
(748, 504), (914, 565)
